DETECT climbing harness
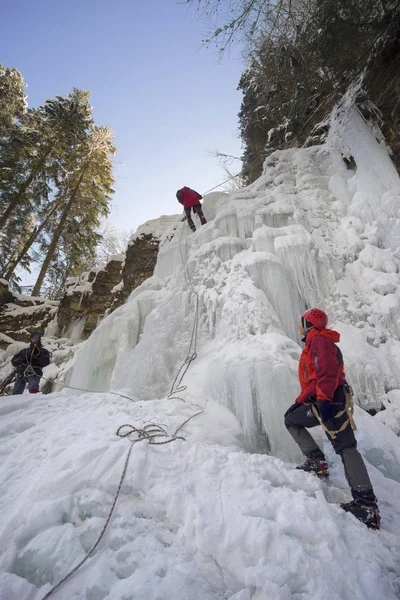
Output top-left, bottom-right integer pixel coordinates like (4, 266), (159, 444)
(312, 385), (357, 440)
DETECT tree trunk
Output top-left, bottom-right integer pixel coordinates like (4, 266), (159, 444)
(32, 199), (73, 297)
(2, 197), (63, 280)
(0, 146), (52, 230)
(32, 163), (88, 296)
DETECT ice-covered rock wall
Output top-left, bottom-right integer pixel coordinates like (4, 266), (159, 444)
(70, 105), (400, 455)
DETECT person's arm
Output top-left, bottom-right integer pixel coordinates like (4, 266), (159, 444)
(11, 349), (26, 368)
(176, 190), (183, 205)
(295, 380), (316, 404)
(37, 348), (51, 369)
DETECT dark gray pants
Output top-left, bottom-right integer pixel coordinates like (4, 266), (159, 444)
(185, 204), (207, 230)
(12, 374), (41, 395)
(284, 386), (373, 495)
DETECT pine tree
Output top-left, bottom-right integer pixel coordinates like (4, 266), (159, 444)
(0, 63), (26, 135)
(2, 197), (63, 280)
(32, 126), (115, 296)
(0, 78), (117, 293)
(0, 88), (93, 231)
(0, 89), (95, 280)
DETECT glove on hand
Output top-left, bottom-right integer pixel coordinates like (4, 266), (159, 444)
(317, 400), (335, 423)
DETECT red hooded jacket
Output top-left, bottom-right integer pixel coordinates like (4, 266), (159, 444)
(177, 187), (203, 209)
(296, 328), (347, 404)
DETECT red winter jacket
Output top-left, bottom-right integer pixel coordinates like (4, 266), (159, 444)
(176, 187), (202, 209)
(296, 328), (347, 404)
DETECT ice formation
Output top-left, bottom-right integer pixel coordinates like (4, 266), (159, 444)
(1, 104), (400, 600)
(71, 105), (400, 449)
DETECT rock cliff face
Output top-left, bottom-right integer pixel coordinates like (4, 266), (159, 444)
(0, 216), (181, 348)
(56, 215), (180, 340)
(0, 280), (58, 350)
(285, 28), (400, 166)
(56, 255), (124, 340)
(363, 28), (400, 170)
(56, 217), (180, 340)
(117, 233), (161, 304)
(55, 237), (160, 341)
(240, 13), (400, 182)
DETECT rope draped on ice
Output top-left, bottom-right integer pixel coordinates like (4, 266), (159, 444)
(41, 411), (203, 599)
(41, 421), (188, 600)
(41, 194), (206, 599)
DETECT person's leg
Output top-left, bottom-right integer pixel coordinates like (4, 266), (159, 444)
(285, 402), (329, 476)
(12, 375), (26, 395)
(285, 402), (322, 456)
(185, 207), (196, 231)
(326, 386), (379, 527)
(193, 204), (207, 225)
(27, 375), (41, 394)
(339, 444), (380, 528)
(327, 387), (375, 496)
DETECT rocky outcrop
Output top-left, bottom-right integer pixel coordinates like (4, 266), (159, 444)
(56, 216), (181, 340)
(363, 27), (400, 170)
(285, 27), (400, 166)
(57, 255), (124, 340)
(0, 282), (58, 349)
(115, 234), (161, 305)
(56, 236), (161, 340)
(0, 216), (181, 350)
(0, 279), (14, 306)
(240, 9), (400, 182)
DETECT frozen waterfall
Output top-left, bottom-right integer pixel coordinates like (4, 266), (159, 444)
(70, 104), (400, 455)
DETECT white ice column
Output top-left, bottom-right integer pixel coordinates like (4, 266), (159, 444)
(241, 252), (303, 340)
(69, 299), (141, 392)
(274, 231), (324, 308)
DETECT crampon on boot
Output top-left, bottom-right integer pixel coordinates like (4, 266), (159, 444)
(341, 491), (381, 529)
(296, 451), (329, 478)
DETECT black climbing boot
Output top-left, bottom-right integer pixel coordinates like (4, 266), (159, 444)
(341, 490), (381, 529)
(296, 450), (329, 478)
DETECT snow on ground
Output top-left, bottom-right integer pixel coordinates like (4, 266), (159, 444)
(0, 391), (400, 600)
(1, 105), (400, 599)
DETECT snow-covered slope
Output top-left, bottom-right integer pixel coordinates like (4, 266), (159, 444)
(1, 392), (400, 600)
(1, 105), (400, 599)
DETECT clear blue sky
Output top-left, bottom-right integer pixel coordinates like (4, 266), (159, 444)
(1, 0), (244, 234)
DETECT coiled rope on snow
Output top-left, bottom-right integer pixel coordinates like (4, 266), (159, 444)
(41, 181), (206, 599)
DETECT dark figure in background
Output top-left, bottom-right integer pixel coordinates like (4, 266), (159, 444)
(176, 186), (207, 232)
(11, 332), (51, 395)
(284, 308), (381, 529)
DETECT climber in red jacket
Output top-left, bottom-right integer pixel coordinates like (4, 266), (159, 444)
(284, 308), (380, 529)
(176, 187), (207, 232)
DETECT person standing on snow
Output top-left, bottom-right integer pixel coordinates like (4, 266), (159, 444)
(11, 332), (51, 395)
(284, 308), (380, 529)
(176, 186), (207, 232)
